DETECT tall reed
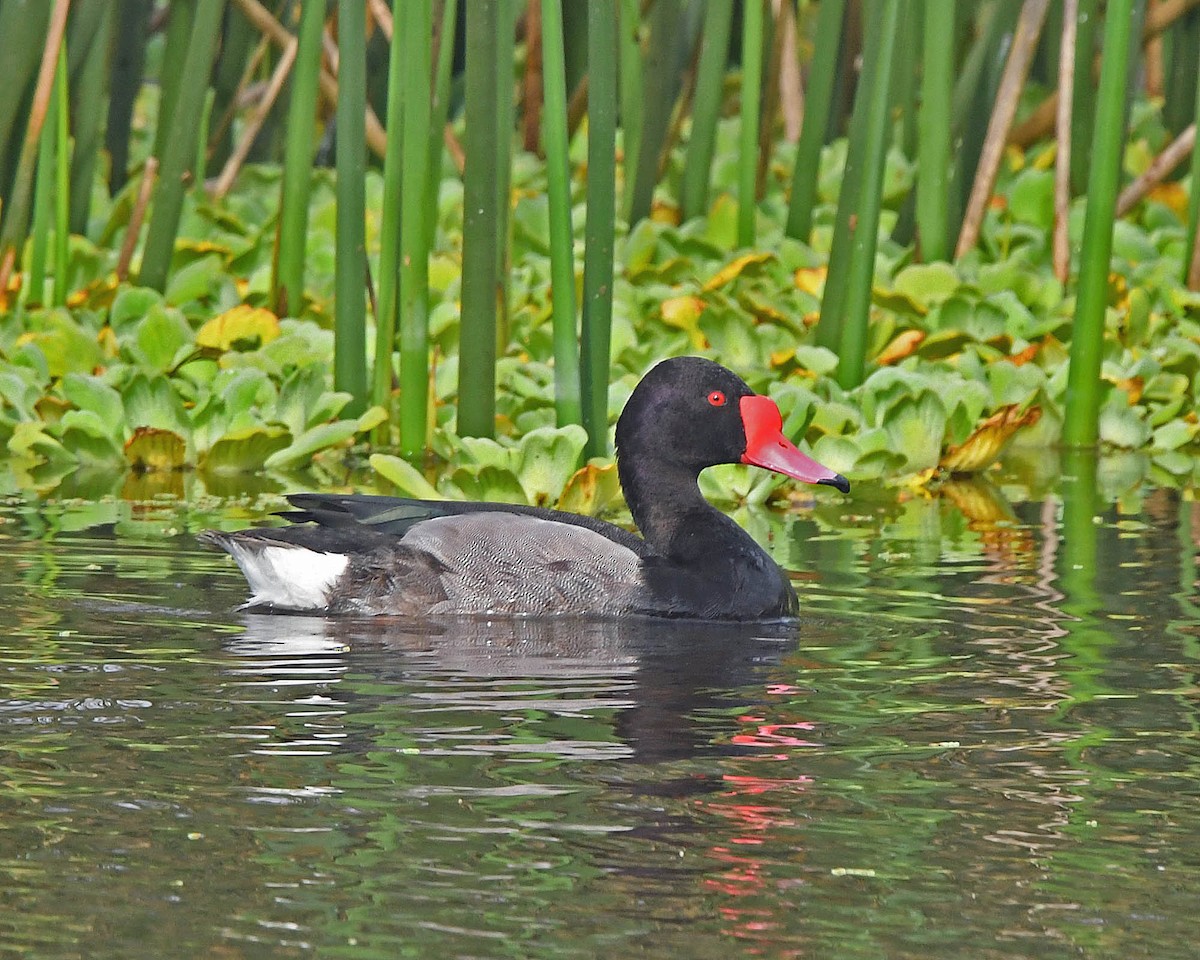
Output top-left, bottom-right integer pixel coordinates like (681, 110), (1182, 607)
(680, 0), (733, 222)
(737, 0), (766, 248)
(334, 0), (368, 417)
(139, 0), (226, 292)
(835, 0), (901, 390)
(541, 0), (583, 427)
(582, 1), (618, 458)
(273, 0), (325, 317)
(917, 0), (954, 261)
(1064, 0), (1136, 447)
(458, 0), (502, 439)
(397, 0), (434, 456)
(785, 0), (844, 242)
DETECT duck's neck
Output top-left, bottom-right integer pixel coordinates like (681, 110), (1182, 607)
(620, 457), (743, 560)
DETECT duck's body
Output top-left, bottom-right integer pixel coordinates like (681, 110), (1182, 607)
(201, 358), (849, 620)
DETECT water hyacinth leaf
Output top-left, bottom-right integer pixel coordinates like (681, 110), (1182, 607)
(164, 254), (225, 306)
(514, 425), (589, 507)
(556, 461), (622, 516)
(264, 421), (361, 470)
(60, 373), (124, 426)
(9, 421), (71, 466)
(133, 306), (193, 371)
(369, 453), (445, 500)
(196, 305), (282, 352)
(202, 426), (292, 474)
(1007, 170), (1055, 230)
(109, 285), (165, 332)
(702, 252), (775, 292)
(16, 314), (104, 378)
(791, 346), (840, 377)
(939, 404), (1042, 474)
(57, 409), (124, 464)
(1151, 419), (1198, 451)
(448, 465), (527, 504)
(891, 262), (961, 309)
(659, 295), (707, 349)
(122, 374), (190, 436)
(884, 392), (947, 472)
(124, 426), (187, 472)
(1099, 401), (1152, 448)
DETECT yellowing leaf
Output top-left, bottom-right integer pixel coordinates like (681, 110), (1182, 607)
(660, 295), (708, 349)
(1148, 181), (1189, 217)
(125, 427), (187, 472)
(556, 461), (623, 515)
(1010, 342), (1039, 366)
(1005, 144), (1026, 171)
(702, 252), (774, 292)
(196, 305), (281, 352)
(876, 329), (926, 366)
(941, 477), (1019, 525)
(650, 200), (681, 224)
(793, 266), (826, 296)
(940, 405), (1042, 474)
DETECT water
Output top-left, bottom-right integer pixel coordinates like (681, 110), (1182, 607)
(2, 465), (1199, 959)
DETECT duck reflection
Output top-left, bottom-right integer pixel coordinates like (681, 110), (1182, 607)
(222, 613), (800, 764)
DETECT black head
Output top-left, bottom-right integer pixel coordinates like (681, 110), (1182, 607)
(615, 357), (850, 492)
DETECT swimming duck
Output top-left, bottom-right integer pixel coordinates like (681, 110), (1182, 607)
(200, 357), (849, 619)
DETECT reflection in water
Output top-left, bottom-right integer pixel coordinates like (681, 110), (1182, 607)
(1, 480), (1199, 958)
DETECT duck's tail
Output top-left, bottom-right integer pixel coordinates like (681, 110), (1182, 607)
(198, 529), (349, 611)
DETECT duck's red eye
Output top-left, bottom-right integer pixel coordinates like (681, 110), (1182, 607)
(707, 390), (727, 407)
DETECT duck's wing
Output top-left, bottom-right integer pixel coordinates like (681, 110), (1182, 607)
(280, 493), (651, 556)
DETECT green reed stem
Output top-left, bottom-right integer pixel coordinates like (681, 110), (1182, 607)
(836, 0), (900, 390)
(618, 0), (644, 220)
(737, 0), (765, 247)
(785, 0), (844, 241)
(52, 45), (69, 307)
(917, 0), (954, 261)
(680, 0), (733, 222)
(0, 0), (50, 195)
(272, 0), (324, 316)
(582, 0), (618, 458)
(398, 0), (434, 455)
(138, 0), (225, 292)
(373, 1), (407, 439)
(28, 62), (57, 309)
(152, 0), (195, 162)
(334, 0), (368, 418)
(69, 0), (112, 235)
(1064, 0), (1136, 447)
(541, 0), (582, 426)
(105, 0), (150, 196)
(627, 0), (678, 225)
(458, 0), (502, 439)
(1185, 33), (1200, 286)
(425, 0), (459, 254)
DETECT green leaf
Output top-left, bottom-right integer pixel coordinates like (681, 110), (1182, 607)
(133, 305), (193, 372)
(264, 420), (358, 469)
(891, 262), (961, 309)
(109, 285), (165, 333)
(55, 409), (124, 463)
(123, 374), (190, 436)
(369, 453), (444, 499)
(202, 426), (292, 474)
(61, 373), (125, 427)
(514, 425), (589, 507)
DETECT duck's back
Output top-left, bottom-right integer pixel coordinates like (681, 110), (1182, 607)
(202, 508), (646, 617)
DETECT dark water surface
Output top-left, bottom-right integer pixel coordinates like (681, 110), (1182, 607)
(2, 468), (1199, 959)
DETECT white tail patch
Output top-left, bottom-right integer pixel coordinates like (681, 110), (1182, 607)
(225, 541), (349, 610)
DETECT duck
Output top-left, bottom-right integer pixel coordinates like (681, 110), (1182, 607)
(200, 356), (850, 620)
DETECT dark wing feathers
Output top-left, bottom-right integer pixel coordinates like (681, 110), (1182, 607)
(280, 493), (650, 556)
